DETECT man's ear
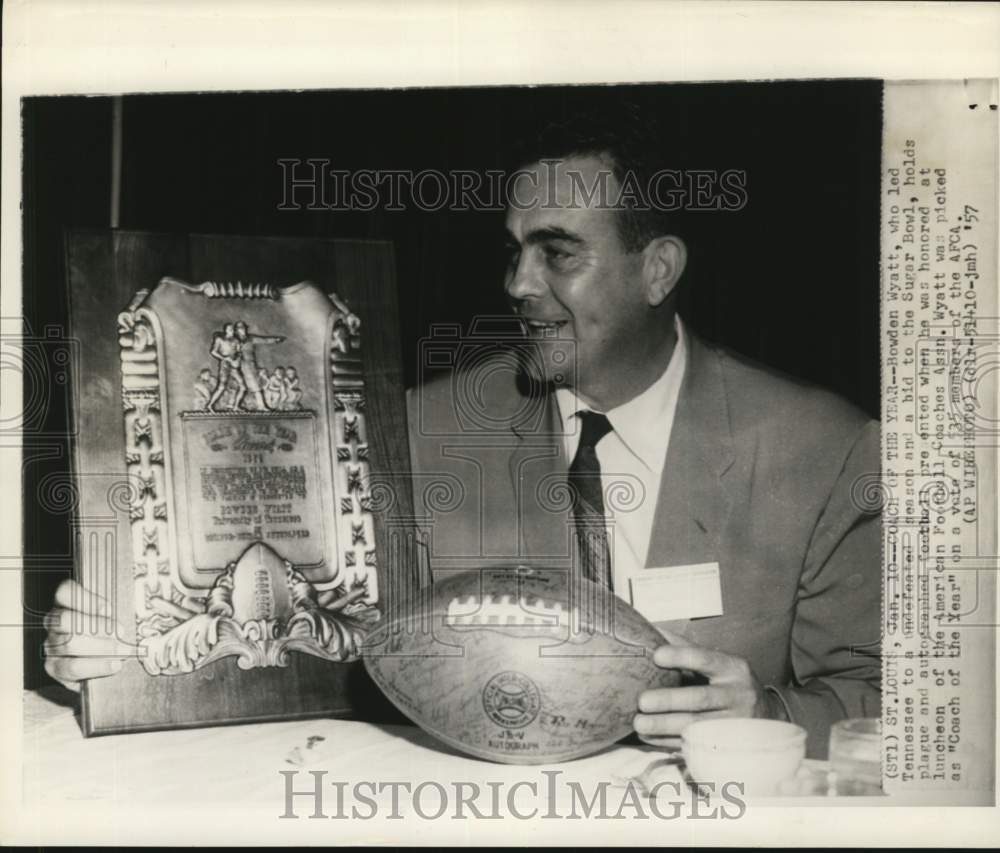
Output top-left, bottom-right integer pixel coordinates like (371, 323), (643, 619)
(642, 235), (687, 307)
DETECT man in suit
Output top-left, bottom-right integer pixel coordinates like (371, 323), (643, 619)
(407, 109), (881, 759)
(45, 105), (880, 760)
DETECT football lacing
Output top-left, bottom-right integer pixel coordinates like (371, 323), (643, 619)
(444, 594), (568, 627)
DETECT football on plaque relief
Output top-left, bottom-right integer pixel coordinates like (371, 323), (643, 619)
(362, 566), (680, 764)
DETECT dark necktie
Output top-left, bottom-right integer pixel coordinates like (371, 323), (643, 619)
(568, 410), (613, 590)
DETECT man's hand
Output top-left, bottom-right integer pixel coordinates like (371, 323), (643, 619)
(634, 629), (772, 745)
(43, 579), (137, 692)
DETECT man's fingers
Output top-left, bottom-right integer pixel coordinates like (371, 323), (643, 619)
(644, 643), (765, 725)
(638, 685), (733, 714)
(634, 711), (699, 737)
(635, 733), (682, 750)
(42, 586), (136, 692)
(653, 644), (745, 680)
(53, 579), (115, 619)
(44, 606), (126, 642)
(44, 606), (98, 636)
(44, 654), (123, 690)
(43, 632), (137, 659)
(633, 709), (730, 738)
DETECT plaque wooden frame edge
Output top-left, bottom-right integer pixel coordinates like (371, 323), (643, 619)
(63, 229), (418, 736)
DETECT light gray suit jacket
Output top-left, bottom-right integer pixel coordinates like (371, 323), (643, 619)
(406, 329), (881, 758)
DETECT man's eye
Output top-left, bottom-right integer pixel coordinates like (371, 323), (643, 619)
(544, 246), (572, 264)
(504, 246), (521, 267)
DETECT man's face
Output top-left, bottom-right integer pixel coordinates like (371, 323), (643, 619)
(504, 155), (650, 405)
(235, 324), (247, 340)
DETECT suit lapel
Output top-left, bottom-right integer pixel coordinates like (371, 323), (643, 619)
(502, 331), (737, 571)
(645, 332), (735, 569)
(507, 392), (573, 563)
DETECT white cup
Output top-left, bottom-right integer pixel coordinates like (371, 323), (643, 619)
(682, 718), (807, 797)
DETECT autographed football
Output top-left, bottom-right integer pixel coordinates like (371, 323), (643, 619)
(362, 566), (679, 764)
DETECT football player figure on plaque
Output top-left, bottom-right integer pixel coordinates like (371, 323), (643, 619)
(116, 277), (380, 677)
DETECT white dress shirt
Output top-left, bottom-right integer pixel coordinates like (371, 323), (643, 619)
(554, 316), (687, 591)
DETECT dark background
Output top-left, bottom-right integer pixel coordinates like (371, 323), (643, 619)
(22, 80), (882, 687)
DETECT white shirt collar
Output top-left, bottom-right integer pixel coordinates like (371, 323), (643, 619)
(554, 315), (688, 474)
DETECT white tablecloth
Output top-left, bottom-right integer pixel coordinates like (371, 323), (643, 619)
(21, 687), (687, 806)
(17, 688), (865, 846)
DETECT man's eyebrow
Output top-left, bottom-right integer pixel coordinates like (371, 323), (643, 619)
(504, 226), (585, 246)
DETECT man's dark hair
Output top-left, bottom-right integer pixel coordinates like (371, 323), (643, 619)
(509, 98), (675, 253)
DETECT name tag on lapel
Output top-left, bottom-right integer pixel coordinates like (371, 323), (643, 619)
(627, 562), (724, 623)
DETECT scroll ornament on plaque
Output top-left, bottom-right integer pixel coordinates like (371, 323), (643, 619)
(117, 277), (380, 675)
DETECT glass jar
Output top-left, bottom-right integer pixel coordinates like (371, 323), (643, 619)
(829, 717), (882, 796)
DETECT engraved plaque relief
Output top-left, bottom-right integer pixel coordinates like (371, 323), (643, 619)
(117, 277), (379, 676)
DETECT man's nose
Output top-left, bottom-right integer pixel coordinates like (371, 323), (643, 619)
(505, 253), (545, 303)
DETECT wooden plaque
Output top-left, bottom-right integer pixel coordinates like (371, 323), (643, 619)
(66, 231), (417, 735)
